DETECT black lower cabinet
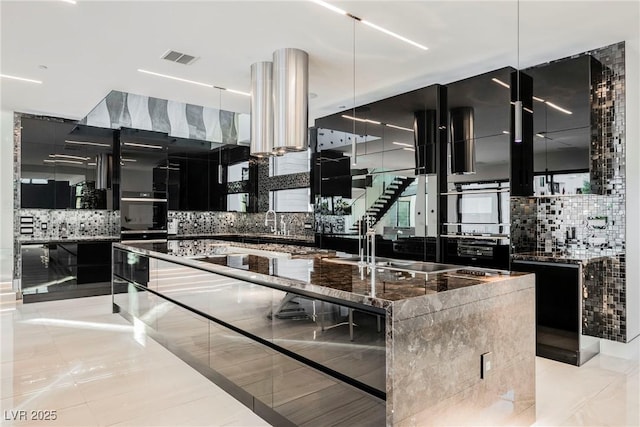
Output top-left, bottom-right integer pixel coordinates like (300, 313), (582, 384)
(22, 241), (116, 303)
(511, 260), (580, 365)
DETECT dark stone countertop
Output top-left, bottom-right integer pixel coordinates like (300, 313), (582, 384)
(511, 249), (623, 265)
(117, 240), (525, 307)
(20, 236), (120, 245)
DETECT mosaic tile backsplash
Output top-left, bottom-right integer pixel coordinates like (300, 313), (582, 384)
(168, 211), (314, 240)
(511, 42), (627, 343)
(18, 209), (120, 242)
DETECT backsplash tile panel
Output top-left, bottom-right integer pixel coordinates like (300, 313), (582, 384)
(511, 42), (627, 342)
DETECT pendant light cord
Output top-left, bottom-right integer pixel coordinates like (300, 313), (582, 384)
(352, 18), (357, 164)
(517, 0), (520, 101)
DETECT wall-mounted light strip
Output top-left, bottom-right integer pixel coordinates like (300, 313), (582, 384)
(121, 197), (168, 203)
(342, 114), (413, 132)
(342, 114), (372, 124)
(493, 78), (572, 114)
(49, 154), (90, 161)
(385, 123), (413, 132)
(545, 101), (572, 115)
(138, 69), (251, 96)
(65, 140), (110, 147)
(123, 142), (163, 150)
(310, 0), (428, 51)
(491, 78), (510, 88)
(121, 158), (137, 162)
(43, 159), (83, 165)
(392, 141), (413, 148)
(1, 74), (42, 84)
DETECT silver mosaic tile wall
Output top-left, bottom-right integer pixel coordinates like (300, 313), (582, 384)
(18, 209), (120, 242)
(12, 113), (22, 289)
(511, 42), (627, 342)
(514, 195), (624, 254)
(253, 157), (310, 212)
(168, 211), (314, 239)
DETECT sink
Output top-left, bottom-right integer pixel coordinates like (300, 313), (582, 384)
(325, 256), (460, 274)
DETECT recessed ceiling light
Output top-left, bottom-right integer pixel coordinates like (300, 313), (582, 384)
(224, 88), (251, 97)
(533, 96), (545, 102)
(60, 0), (76, 4)
(361, 20), (428, 51)
(502, 130), (510, 134)
(310, 0), (428, 51)
(138, 69), (250, 96)
(310, 0), (346, 15)
(138, 69), (213, 88)
(402, 147), (415, 152)
(1, 74), (42, 84)
(536, 133), (545, 138)
(121, 158), (137, 162)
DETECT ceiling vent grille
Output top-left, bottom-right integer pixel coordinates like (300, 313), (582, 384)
(161, 50), (198, 65)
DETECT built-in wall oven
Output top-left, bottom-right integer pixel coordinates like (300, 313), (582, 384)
(120, 191), (168, 241)
(119, 129), (169, 242)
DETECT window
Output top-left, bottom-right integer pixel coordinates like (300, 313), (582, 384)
(269, 150), (310, 177)
(269, 188), (312, 212)
(228, 161), (249, 182)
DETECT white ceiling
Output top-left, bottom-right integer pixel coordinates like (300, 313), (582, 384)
(1, 1), (638, 123)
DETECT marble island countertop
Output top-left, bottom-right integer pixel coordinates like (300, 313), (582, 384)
(170, 233), (314, 243)
(117, 239), (526, 307)
(166, 238), (329, 259)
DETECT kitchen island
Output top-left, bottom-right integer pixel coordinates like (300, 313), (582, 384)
(112, 240), (535, 426)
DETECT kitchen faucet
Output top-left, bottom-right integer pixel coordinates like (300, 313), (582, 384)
(358, 214), (376, 297)
(265, 209), (277, 234)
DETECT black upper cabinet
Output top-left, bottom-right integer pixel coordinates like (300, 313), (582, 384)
(446, 67), (514, 181)
(21, 117), (110, 209)
(524, 55), (599, 173)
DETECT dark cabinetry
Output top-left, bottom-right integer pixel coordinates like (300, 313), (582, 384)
(511, 260), (597, 366)
(22, 241), (115, 302)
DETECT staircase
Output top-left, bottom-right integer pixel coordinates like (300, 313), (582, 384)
(349, 176), (415, 233)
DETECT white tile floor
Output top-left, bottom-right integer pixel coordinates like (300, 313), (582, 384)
(1, 295), (638, 427)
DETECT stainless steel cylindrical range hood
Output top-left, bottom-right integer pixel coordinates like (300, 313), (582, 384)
(250, 61), (274, 157)
(272, 48), (309, 153)
(449, 106), (476, 174)
(414, 110), (437, 175)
